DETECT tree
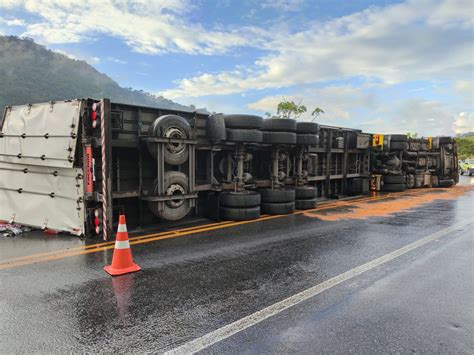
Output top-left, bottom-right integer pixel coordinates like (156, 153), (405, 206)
(268, 99), (324, 121)
(276, 100), (307, 119)
(311, 107), (325, 121)
(406, 132), (418, 138)
(456, 136), (474, 160)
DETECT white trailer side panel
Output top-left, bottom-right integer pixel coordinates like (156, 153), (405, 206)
(0, 100), (81, 168)
(0, 161), (85, 234)
(0, 100), (85, 234)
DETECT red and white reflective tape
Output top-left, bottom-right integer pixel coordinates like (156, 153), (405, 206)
(100, 100), (108, 241)
(114, 240), (130, 250)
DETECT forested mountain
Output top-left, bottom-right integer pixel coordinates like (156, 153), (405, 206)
(0, 36), (195, 111)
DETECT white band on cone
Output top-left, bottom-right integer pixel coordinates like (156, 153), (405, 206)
(115, 240), (130, 249)
(117, 224), (127, 233)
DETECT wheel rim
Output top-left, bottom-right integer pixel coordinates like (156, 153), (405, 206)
(166, 183), (186, 208)
(164, 126), (186, 156)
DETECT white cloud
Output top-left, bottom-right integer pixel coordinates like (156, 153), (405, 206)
(248, 86), (375, 121)
(454, 80), (474, 102)
(1, 18), (26, 26)
(107, 57), (127, 64)
(453, 112), (474, 134)
(0, 0), (264, 55)
(261, 0), (305, 12)
(250, 87), (472, 136)
(161, 0), (473, 98)
(361, 99), (471, 136)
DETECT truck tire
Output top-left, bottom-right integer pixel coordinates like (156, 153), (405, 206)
(206, 114), (226, 143)
(220, 206), (260, 221)
(226, 129), (263, 143)
(148, 114), (191, 165)
(148, 171), (191, 221)
(296, 134), (319, 145)
(389, 134), (408, 142)
(383, 183), (406, 192)
(260, 188), (295, 203)
(219, 191), (260, 208)
(438, 179), (454, 187)
(295, 198), (317, 210)
(223, 114), (263, 129)
(383, 175), (406, 184)
(261, 202), (295, 215)
(390, 142), (409, 151)
(295, 186), (317, 199)
(262, 131), (296, 144)
(263, 118), (297, 132)
(296, 122), (319, 134)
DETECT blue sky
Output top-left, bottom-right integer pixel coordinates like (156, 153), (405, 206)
(0, 0), (473, 135)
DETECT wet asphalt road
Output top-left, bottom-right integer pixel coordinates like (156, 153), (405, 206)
(1, 177), (473, 353)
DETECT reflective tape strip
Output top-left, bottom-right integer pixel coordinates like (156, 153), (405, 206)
(117, 224), (127, 233)
(114, 240), (130, 250)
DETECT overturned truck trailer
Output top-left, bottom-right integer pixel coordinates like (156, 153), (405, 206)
(0, 99), (458, 238)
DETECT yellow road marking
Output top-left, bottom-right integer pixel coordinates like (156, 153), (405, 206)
(0, 189), (437, 270)
(2, 220), (237, 264)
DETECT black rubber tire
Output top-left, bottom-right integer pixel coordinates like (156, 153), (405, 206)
(206, 114), (226, 143)
(438, 179), (455, 187)
(261, 202), (295, 215)
(148, 171), (191, 221)
(383, 175), (406, 184)
(389, 134), (408, 142)
(223, 114), (263, 129)
(148, 114), (191, 138)
(390, 142), (409, 151)
(147, 114), (191, 165)
(296, 122), (319, 134)
(262, 131), (296, 144)
(226, 129), (263, 143)
(382, 183), (406, 192)
(263, 118), (297, 132)
(260, 188), (295, 203)
(220, 206), (261, 221)
(295, 198), (317, 210)
(219, 191), (260, 208)
(295, 186), (317, 199)
(296, 134), (319, 145)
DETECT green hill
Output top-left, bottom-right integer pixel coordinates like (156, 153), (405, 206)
(0, 36), (195, 112)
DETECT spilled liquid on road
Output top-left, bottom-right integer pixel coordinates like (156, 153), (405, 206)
(304, 186), (473, 222)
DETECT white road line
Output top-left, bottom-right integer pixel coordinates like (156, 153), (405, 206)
(165, 218), (474, 355)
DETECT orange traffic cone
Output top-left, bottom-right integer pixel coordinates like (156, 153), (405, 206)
(104, 215), (141, 276)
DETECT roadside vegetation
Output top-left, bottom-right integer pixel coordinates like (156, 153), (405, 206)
(265, 99), (324, 121)
(456, 135), (474, 160)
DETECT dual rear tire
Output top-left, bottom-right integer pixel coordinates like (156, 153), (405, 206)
(295, 186), (317, 209)
(260, 188), (295, 214)
(219, 191), (261, 221)
(224, 115), (263, 144)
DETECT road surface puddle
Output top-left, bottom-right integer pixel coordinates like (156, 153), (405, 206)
(304, 186), (473, 221)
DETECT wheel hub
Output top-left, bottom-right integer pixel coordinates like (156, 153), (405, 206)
(165, 183), (186, 208)
(164, 127), (186, 155)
